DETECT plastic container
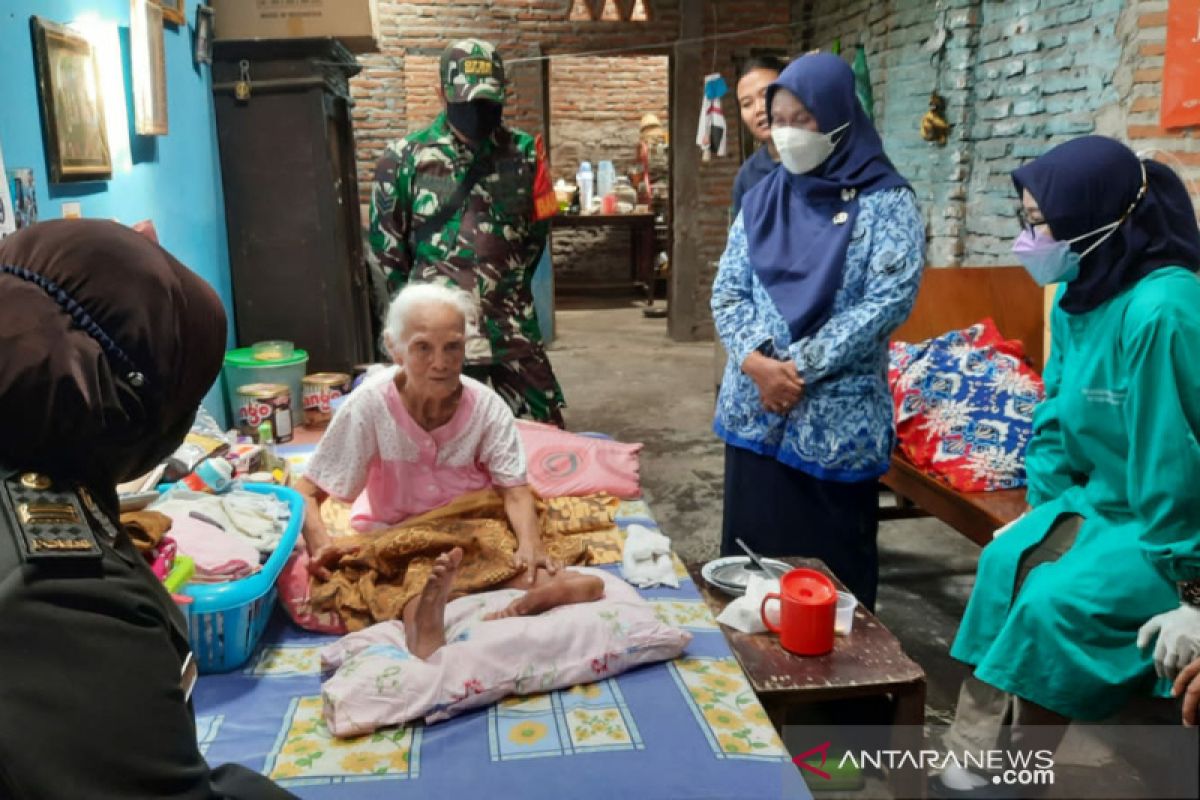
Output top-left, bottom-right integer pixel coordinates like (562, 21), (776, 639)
(222, 346), (308, 423)
(576, 161), (594, 215)
(179, 482), (305, 673)
(614, 176), (638, 213)
(251, 340), (294, 361)
(597, 160), (616, 199)
(835, 591), (858, 636)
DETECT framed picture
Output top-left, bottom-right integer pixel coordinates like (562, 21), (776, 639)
(194, 4), (214, 66)
(155, 0), (186, 26)
(30, 17), (112, 182)
(131, 0), (168, 136)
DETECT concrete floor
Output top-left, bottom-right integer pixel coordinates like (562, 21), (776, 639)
(549, 302), (1185, 797)
(549, 302), (978, 726)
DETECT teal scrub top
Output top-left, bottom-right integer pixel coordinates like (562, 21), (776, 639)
(951, 267), (1200, 720)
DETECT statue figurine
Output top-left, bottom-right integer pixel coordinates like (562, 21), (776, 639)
(920, 91), (951, 147)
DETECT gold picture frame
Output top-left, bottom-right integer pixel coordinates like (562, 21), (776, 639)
(30, 17), (112, 183)
(132, 0), (168, 136)
(155, 0), (186, 26)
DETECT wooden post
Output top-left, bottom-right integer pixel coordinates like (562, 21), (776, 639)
(668, 0), (705, 341)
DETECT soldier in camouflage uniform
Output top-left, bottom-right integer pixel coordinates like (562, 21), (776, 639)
(370, 39), (565, 426)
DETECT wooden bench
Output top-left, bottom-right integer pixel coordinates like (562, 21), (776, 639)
(881, 266), (1047, 544)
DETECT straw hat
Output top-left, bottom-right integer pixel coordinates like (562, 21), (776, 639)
(640, 113), (664, 134)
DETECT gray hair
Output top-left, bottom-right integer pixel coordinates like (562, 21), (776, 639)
(382, 282), (478, 347)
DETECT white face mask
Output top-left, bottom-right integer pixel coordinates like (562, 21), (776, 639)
(772, 122), (849, 175)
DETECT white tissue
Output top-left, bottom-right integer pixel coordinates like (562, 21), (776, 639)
(620, 524), (679, 588)
(715, 575), (781, 634)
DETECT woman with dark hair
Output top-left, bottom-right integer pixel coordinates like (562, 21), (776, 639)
(935, 137), (1200, 796)
(712, 53), (924, 610)
(732, 54), (787, 217)
(0, 220), (293, 799)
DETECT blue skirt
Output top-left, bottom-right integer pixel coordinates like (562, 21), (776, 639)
(719, 444), (880, 610)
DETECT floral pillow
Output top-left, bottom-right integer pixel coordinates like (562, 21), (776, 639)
(888, 318), (1044, 492)
(319, 568), (691, 737)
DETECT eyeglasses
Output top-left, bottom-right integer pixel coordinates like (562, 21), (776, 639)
(1016, 207), (1047, 235)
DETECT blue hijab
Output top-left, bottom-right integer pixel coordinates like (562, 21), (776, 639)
(1012, 136), (1200, 314)
(741, 53), (910, 341)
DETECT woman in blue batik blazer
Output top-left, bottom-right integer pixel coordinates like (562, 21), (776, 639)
(712, 53), (925, 610)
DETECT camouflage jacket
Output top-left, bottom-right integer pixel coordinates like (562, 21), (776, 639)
(369, 113), (549, 365)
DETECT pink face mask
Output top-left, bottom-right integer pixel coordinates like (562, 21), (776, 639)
(1011, 228), (1080, 286)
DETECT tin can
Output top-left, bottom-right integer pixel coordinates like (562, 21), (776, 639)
(302, 372), (351, 428)
(236, 383), (294, 443)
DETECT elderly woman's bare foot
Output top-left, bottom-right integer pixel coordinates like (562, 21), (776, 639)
(483, 573), (604, 620)
(408, 547), (463, 658)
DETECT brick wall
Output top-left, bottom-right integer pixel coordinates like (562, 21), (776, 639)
(803, 0), (1199, 269)
(350, 0), (794, 340)
(1112, 0), (1200, 188)
(550, 56), (668, 286)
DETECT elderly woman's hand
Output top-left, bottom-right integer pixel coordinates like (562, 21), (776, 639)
(743, 352), (805, 415)
(307, 541), (362, 581)
(513, 538), (559, 586)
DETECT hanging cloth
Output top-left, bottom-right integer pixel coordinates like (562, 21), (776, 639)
(696, 73), (729, 161)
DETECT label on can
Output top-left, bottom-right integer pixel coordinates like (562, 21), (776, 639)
(236, 383), (293, 443)
(302, 373), (351, 427)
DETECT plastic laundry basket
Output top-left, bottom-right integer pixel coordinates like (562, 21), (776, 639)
(179, 482), (304, 673)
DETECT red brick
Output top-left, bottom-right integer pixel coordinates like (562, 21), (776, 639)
(1149, 150), (1200, 166)
(1133, 67), (1163, 84)
(1128, 124), (1170, 138)
(1137, 11), (1167, 28)
(1139, 42), (1166, 57)
(1130, 96), (1159, 113)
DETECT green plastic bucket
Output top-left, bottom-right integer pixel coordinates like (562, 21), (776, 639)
(222, 347), (308, 424)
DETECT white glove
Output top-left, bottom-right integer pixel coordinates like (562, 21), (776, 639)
(1137, 604), (1200, 679)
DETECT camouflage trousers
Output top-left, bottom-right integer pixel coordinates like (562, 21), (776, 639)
(465, 352), (565, 428)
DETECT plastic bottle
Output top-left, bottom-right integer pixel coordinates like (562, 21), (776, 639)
(597, 160), (616, 200)
(576, 161), (594, 215)
(181, 458), (234, 494)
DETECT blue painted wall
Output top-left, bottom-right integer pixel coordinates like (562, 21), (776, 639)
(0, 0), (232, 421)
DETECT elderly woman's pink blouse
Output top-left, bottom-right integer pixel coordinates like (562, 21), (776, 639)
(304, 369), (527, 531)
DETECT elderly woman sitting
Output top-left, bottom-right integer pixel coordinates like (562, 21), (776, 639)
(296, 283), (602, 658)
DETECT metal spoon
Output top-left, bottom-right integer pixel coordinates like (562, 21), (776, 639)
(735, 537), (785, 580)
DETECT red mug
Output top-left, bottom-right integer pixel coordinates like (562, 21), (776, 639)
(760, 568), (837, 656)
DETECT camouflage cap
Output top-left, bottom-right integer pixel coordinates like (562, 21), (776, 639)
(440, 39), (507, 104)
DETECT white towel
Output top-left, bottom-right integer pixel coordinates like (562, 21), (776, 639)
(620, 524), (679, 589)
(715, 575), (781, 634)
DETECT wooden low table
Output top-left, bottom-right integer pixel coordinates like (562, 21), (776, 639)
(689, 557), (927, 797)
(551, 212), (657, 303)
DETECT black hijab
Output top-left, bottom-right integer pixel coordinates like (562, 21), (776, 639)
(0, 220), (226, 492)
(1011, 136), (1200, 314)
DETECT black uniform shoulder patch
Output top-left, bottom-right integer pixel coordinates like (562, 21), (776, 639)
(1, 474), (102, 563)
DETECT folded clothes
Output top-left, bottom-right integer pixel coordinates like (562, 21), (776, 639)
(151, 510), (261, 583)
(150, 488), (289, 553)
(120, 510), (173, 552)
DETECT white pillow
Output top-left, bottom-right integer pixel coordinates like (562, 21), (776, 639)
(320, 568), (691, 737)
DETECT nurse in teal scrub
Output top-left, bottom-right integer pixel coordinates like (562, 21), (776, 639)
(935, 137), (1200, 796)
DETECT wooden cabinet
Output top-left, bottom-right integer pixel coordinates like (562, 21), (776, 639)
(212, 38), (374, 373)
